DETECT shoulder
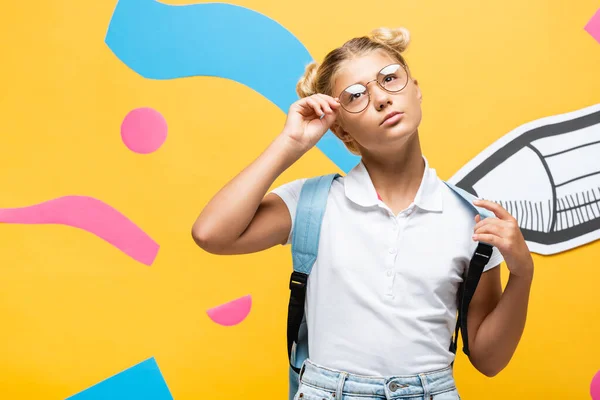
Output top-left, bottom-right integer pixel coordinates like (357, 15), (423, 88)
(271, 174), (344, 202)
(439, 180), (479, 225)
(270, 178), (308, 203)
(439, 179), (505, 270)
(270, 174), (342, 245)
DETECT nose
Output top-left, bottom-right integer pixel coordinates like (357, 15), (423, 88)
(366, 80), (392, 111)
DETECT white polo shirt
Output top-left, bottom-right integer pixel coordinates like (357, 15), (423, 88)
(271, 157), (503, 376)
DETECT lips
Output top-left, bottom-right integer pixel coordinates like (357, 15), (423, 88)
(381, 111), (404, 126)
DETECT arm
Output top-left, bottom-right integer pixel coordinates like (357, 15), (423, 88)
(191, 137), (299, 255)
(191, 94), (340, 255)
(466, 263), (533, 377)
(465, 202), (534, 377)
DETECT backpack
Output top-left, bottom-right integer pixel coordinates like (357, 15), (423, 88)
(287, 173), (495, 400)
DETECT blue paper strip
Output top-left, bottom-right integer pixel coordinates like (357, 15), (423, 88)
(105, 0), (359, 172)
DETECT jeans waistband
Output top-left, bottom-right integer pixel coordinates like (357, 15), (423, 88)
(299, 359), (457, 399)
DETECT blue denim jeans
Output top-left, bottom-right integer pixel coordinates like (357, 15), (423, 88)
(293, 359), (460, 400)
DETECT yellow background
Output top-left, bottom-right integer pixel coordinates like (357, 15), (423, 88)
(1, 0), (600, 398)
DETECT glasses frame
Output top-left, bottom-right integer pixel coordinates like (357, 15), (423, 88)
(337, 63), (410, 114)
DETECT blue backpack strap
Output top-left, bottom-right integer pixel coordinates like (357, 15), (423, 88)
(443, 182), (494, 356)
(287, 173), (339, 400)
(291, 174), (340, 274)
(443, 182), (495, 220)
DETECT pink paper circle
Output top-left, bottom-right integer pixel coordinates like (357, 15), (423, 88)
(121, 107), (167, 154)
(592, 370), (600, 399)
(207, 295), (252, 326)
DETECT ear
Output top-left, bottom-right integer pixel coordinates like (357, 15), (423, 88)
(331, 122), (354, 143)
(413, 78), (422, 102)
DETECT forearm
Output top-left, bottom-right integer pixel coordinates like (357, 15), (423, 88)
(469, 269), (533, 376)
(192, 134), (303, 247)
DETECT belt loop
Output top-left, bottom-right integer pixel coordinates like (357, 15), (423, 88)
(299, 362), (306, 382)
(335, 371), (348, 399)
(418, 373), (429, 399)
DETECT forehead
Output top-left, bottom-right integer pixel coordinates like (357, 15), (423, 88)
(332, 50), (399, 94)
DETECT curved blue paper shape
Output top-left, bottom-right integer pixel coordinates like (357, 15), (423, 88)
(66, 357), (173, 400)
(105, 0), (359, 173)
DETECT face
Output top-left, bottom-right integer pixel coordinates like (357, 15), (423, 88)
(331, 50), (422, 155)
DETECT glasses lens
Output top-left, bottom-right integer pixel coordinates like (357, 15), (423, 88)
(378, 64), (408, 92)
(340, 84), (369, 113)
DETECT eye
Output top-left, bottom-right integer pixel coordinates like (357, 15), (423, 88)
(342, 84), (367, 103)
(349, 92), (363, 102)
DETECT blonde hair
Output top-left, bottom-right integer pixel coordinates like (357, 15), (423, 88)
(296, 27), (411, 155)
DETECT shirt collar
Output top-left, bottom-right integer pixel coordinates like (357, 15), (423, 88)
(343, 156), (443, 212)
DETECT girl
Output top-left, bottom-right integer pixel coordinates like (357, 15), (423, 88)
(192, 27), (533, 400)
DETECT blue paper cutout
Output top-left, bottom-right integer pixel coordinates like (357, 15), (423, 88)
(66, 357), (173, 400)
(105, 0), (359, 172)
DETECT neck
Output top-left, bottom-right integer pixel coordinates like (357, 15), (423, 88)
(360, 133), (425, 213)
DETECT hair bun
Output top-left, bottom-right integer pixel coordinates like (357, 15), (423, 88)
(296, 61), (319, 98)
(369, 27), (410, 53)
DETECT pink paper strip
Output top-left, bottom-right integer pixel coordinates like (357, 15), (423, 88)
(0, 196), (159, 265)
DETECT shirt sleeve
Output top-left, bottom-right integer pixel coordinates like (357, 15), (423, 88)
(270, 178), (307, 245)
(483, 245), (504, 272)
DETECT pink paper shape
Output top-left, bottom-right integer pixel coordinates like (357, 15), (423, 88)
(207, 295), (252, 326)
(121, 107), (168, 154)
(585, 8), (600, 44)
(0, 196), (159, 265)
(592, 370), (600, 400)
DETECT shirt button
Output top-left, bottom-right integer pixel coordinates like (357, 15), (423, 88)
(389, 382), (399, 392)
(387, 270), (393, 277)
(389, 248), (397, 254)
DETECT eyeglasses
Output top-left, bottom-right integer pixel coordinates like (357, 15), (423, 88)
(337, 63), (410, 113)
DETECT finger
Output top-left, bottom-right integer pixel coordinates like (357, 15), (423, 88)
(473, 217), (510, 232)
(474, 223), (505, 237)
(474, 215), (481, 224)
(308, 97), (326, 116)
(317, 94), (341, 109)
(294, 98), (315, 117)
(473, 199), (512, 220)
(472, 233), (503, 247)
(305, 98), (324, 118)
(320, 102), (339, 121)
(313, 95), (334, 114)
